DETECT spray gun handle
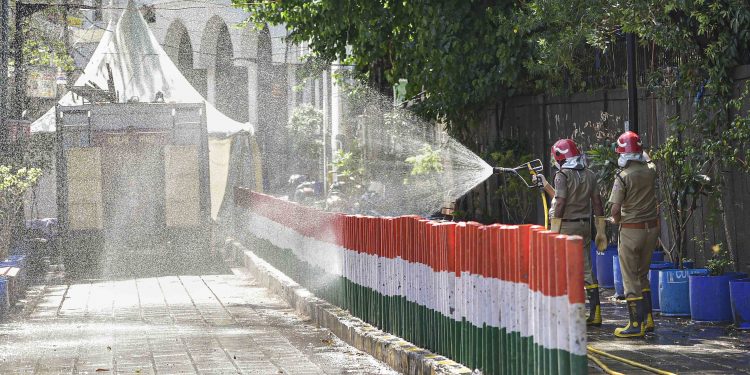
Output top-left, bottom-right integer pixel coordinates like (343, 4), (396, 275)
(526, 163), (545, 188)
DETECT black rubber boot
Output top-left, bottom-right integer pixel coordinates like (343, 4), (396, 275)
(586, 285), (602, 326)
(614, 297), (645, 338)
(642, 289), (654, 333)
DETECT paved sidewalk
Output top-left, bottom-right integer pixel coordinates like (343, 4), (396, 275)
(587, 289), (750, 374)
(0, 271), (397, 374)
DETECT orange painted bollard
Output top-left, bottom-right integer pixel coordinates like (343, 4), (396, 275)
(566, 235), (587, 374)
(544, 232), (558, 374)
(554, 234), (571, 374)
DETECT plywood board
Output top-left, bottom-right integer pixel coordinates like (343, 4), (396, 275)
(164, 145), (200, 227)
(67, 148), (104, 230)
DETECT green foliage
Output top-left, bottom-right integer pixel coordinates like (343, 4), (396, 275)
(405, 145), (444, 177)
(572, 112), (622, 202)
(288, 104), (324, 136)
(235, 0), (750, 135)
(605, 0), (750, 266)
(8, 1), (77, 74)
(706, 243), (733, 276)
(653, 117), (719, 265)
(234, 0), (535, 131)
(332, 145), (366, 197)
(0, 166), (42, 256)
(239, 0), (750, 256)
(586, 145), (618, 196)
(24, 133), (56, 172)
(333, 148), (364, 180)
(287, 105), (325, 178)
(0, 166), (41, 205)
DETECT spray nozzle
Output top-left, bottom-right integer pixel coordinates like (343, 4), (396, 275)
(493, 167), (515, 174)
(492, 159), (545, 188)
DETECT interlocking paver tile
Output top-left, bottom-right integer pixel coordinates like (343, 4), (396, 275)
(0, 272), (397, 374)
(588, 289), (750, 374)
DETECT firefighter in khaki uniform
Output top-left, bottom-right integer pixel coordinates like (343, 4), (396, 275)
(609, 131), (659, 338)
(542, 139), (608, 326)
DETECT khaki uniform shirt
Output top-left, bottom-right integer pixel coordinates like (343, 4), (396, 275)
(554, 168), (596, 220)
(609, 161), (658, 223)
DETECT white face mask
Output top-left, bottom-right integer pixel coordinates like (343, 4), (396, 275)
(561, 155), (587, 170)
(618, 152), (646, 168)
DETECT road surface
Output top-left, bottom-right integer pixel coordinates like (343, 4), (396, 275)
(0, 270), (397, 374)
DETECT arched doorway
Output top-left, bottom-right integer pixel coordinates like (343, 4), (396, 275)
(214, 23), (248, 122)
(199, 16), (248, 123)
(255, 26), (289, 192)
(164, 20), (206, 98)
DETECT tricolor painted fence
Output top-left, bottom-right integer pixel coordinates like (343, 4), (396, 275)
(234, 188), (587, 374)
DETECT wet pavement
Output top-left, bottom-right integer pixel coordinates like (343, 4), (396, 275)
(0, 270), (397, 374)
(587, 289), (750, 374)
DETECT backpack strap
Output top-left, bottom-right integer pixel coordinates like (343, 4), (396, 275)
(615, 169), (627, 198)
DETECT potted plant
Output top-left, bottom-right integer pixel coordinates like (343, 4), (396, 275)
(652, 126), (716, 317)
(689, 244), (746, 322)
(682, 258), (695, 269)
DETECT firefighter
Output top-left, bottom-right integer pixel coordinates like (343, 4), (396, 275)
(609, 131), (658, 338)
(542, 139), (608, 326)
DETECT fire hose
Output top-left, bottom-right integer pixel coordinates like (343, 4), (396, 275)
(587, 346), (677, 375)
(493, 159), (549, 228)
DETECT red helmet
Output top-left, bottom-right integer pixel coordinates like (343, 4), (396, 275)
(616, 131), (643, 154)
(551, 139), (581, 161)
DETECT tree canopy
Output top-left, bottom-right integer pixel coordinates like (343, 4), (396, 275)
(235, 0), (750, 264)
(235, 0), (750, 133)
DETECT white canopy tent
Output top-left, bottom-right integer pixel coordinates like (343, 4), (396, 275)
(30, 0), (262, 220)
(31, 0), (251, 135)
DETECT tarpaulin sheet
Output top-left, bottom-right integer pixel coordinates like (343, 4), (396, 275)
(209, 138), (232, 220)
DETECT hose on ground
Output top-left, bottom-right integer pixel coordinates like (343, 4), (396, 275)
(587, 353), (625, 375)
(587, 345), (677, 375)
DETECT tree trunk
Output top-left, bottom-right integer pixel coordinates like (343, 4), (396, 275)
(718, 176), (739, 272)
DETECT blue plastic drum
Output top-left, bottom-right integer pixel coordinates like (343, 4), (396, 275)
(649, 262), (674, 311)
(0, 277), (8, 314)
(590, 241), (598, 280)
(659, 268), (708, 317)
(613, 255), (624, 297)
(689, 273), (746, 322)
(595, 245), (617, 288)
(730, 278), (750, 329)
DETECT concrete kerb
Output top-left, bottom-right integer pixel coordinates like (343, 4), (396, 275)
(227, 239), (473, 375)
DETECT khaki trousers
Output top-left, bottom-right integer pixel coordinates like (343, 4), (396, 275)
(560, 220), (595, 286)
(618, 226), (659, 298)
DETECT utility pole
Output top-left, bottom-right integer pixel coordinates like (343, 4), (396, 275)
(626, 32), (639, 134)
(61, 0), (70, 84)
(13, 0), (25, 121)
(1, 0), (9, 159)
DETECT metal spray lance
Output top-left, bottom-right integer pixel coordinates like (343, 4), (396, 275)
(492, 159), (549, 228)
